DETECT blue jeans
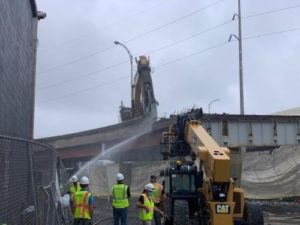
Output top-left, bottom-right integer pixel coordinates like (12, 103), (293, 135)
(153, 202), (162, 225)
(113, 207), (128, 225)
(153, 210), (161, 225)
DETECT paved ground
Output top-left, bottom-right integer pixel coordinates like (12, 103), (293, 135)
(92, 197), (300, 225)
(92, 197), (140, 225)
(262, 204), (300, 225)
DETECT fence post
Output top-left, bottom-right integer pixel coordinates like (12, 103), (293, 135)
(2, 138), (10, 224)
(28, 142), (39, 225)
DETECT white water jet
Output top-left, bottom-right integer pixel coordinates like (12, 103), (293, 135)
(73, 113), (156, 178)
(74, 134), (139, 177)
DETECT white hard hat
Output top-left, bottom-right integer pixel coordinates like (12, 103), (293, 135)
(70, 175), (78, 182)
(80, 176), (90, 185)
(116, 173), (124, 181)
(145, 183), (154, 192)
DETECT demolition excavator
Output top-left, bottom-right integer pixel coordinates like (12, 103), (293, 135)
(160, 110), (263, 225)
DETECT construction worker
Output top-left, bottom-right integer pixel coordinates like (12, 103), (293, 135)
(150, 175), (165, 225)
(69, 175), (81, 195)
(72, 176), (94, 225)
(137, 183), (164, 225)
(112, 173), (131, 225)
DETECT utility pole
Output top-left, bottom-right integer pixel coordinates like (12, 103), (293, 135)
(229, 0), (245, 188)
(229, 0), (244, 115)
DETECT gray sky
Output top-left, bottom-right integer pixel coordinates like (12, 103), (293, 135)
(34, 0), (300, 138)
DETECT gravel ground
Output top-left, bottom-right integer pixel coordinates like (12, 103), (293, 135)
(92, 197), (300, 225)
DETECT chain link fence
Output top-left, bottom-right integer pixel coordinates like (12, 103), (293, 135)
(0, 135), (72, 225)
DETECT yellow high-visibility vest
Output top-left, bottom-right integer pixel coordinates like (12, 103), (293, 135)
(139, 194), (154, 221)
(70, 182), (81, 195)
(72, 191), (92, 219)
(112, 184), (129, 208)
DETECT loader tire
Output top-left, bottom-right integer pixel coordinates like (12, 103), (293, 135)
(245, 202), (264, 225)
(174, 200), (189, 225)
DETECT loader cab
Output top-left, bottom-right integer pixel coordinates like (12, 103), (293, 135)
(161, 160), (203, 225)
(171, 173), (196, 194)
(161, 160), (201, 194)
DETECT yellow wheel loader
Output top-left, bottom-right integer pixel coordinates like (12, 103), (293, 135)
(160, 111), (263, 225)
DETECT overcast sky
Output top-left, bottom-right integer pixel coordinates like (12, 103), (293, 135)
(34, 0), (300, 138)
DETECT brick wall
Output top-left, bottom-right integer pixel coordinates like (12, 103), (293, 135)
(0, 0), (37, 138)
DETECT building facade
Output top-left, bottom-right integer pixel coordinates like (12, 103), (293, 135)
(0, 0), (40, 138)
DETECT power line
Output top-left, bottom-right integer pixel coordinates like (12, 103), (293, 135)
(122, 0), (226, 44)
(38, 2), (300, 58)
(37, 26), (300, 104)
(155, 27), (300, 69)
(38, 28), (300, 104)
(244, 27), (300, 40)
(38, 0), (226, 75)
(38, 60), (128, 90)
(147, 20), (232, 55)
(37, 28), (300, 104)
(39, 19), (233, 90)
(37, 41), (228, 104)
(38, 0), (172, 55)
(38, 45), (115, 75)
(37, 1), (300, 65)
(37, 75), (129, 104)
(76, 27), (300, 83)
(38, 2), (299, 76)
(243, 4), (300, 19)
(155, 41), (229, 69)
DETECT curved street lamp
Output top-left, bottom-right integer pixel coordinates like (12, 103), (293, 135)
(208, 99), (220, 114)
(114, 41), (134, 116)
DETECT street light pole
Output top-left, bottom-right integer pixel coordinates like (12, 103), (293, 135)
(114, 41), (134, 118)
(208, 99), (220, 114)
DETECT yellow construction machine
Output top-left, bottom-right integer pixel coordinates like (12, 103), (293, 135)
(160, 110), (263, 225)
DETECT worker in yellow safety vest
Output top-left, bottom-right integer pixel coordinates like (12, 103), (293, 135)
(72, 176), (94, 225)
(137, 183), (164, 225)
(150, 175), (165, 225)
(69, 175), (81, 195)
(112, 173), (131, 225)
